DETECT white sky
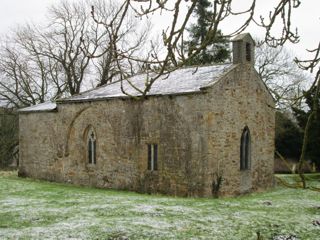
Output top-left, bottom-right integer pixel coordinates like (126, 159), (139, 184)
(0, 0), (319, 61)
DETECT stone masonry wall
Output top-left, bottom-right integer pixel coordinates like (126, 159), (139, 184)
(19, 93), (212, 196)
(203, 64), (275, 196)
(19, 63), (274, 197)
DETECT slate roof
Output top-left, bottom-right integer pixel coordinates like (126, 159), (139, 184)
(61, 63), (233, 103)
(19, 63), (234, 112)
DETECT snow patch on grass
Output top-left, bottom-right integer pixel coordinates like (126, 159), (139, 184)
(0, 173), (319, 239)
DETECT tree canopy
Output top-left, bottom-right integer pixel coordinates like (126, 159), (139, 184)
(183, 0), (230, 66)
(275, 111), (303, 159)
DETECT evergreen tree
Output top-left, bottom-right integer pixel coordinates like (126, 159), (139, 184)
(275, 111), (303, 159)
(0, 108), (18, 168)
(184, 0), (230, 66)
(292, 86), (320, 169)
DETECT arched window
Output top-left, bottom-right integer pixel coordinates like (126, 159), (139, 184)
(240, 126), (251, 170)
(87, 128), (96, 164)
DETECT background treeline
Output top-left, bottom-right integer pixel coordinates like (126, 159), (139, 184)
(0, 107), (18, 168)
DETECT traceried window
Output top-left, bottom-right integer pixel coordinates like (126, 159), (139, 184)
(240, 126), (251, 170)
(147, 144), (158, 171)
(87, 128), (96, 165)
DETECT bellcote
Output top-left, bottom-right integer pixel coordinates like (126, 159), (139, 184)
(231, 33), (255, 65)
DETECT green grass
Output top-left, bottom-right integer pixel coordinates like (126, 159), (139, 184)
(0, 172), (319, 240)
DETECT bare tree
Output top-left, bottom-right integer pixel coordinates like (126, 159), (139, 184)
(295, 45), (320, 188)
(84, 0), (151, 86)
(0, 0), (151, 106)
(30, 1), (95, 96)
(88, 0), (302, 96)
(0, 32), (66, 107)
(0, 1), (93, 106)
(255, 41), (309, 109)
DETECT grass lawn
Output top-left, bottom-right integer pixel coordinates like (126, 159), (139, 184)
(0, 172), (319, 240)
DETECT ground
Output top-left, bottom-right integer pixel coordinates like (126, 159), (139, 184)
(0, 172), (319, 240)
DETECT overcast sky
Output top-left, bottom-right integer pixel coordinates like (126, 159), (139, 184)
(0, 0), (319, 61)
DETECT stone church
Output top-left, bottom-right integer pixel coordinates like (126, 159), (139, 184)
(19, 33), (275, 197)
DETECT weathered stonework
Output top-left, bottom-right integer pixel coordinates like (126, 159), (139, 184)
(19, 34), (275, 197)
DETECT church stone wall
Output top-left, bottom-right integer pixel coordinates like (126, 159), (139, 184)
(19, 64), (274, 197)
(19, 93), (214, 196)
(204, 64), (275, 196)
